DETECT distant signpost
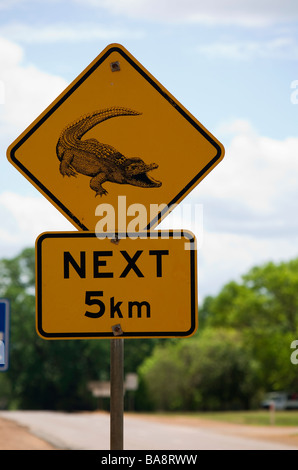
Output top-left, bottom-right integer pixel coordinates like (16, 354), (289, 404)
(0, 299), (10, 372)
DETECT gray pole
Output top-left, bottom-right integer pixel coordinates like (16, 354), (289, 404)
(110, 337), (124, 450)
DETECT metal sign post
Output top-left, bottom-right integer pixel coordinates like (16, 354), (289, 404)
(110, 338), (124, 450)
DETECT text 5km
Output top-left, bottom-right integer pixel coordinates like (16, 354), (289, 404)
(84, 291), (151, 319)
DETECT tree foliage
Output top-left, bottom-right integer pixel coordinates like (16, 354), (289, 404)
(202, 259), (298, 392)
(139, 329), (261, 411)
(140, 259), (298, 410)
(1, 248), (298, 411)
(0, 248), (160, 410)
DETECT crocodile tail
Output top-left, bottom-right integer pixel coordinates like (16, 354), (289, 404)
(62, 106), (142, 140)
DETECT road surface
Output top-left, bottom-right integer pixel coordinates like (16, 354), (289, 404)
(1, 410), (298, 450)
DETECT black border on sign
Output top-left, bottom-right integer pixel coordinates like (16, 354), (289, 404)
(36, 231), (197, 339)
(9, 45), (223, 231)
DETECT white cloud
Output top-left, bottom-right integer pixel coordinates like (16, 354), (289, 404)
(171, 118), (298, 296)
(0, 0), (25, 9)
(197, 119), (298, 220)
(0, 36), (23, 65)
(197, 37), (298, 60)
(0, 36), (68, 137)
(198, 230), (298, 298)
(78, 0), (298, 27)
(0, 22), (145, 44)
(0, 0), (62, 9)
(0, 191), (73, 255)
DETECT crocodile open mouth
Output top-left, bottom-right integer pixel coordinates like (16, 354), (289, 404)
(126, 161), (162, 188)
(131, 171), (162, 187)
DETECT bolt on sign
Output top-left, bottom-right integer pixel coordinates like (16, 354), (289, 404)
(35, 231), (197, 339)
(7, 43), (224, 232)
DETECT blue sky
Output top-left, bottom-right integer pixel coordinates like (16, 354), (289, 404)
(1, 0), (298, 300)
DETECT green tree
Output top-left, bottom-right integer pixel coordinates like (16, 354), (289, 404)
(202, 259), (298, 392)
(139, 329), (261, 411)
(0, 248), (111, 409)
(140, 258), (298, 411)
(138, 341), (183, 410)
(3, 248), (298, 412)
(0, 247), (159, 410)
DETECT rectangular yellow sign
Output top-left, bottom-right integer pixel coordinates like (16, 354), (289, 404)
(36, 231), (197, 339)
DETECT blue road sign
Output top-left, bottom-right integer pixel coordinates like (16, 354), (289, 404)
(0, 299), (10, 372)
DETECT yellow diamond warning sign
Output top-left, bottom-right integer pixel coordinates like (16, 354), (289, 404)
(7, 43), (224, 231)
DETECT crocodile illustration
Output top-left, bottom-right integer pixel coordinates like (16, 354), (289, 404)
(56, 106), (162, 196)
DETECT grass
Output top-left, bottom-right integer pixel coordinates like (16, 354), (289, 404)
(191, 410), (298, 427)
(149, 410), (298, 427)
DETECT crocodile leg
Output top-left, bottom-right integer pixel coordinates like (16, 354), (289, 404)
(90, 172), (108, 196)
(59, 150), (77, 177)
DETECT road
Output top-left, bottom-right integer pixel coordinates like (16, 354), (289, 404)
(1, 410), (298, 450)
